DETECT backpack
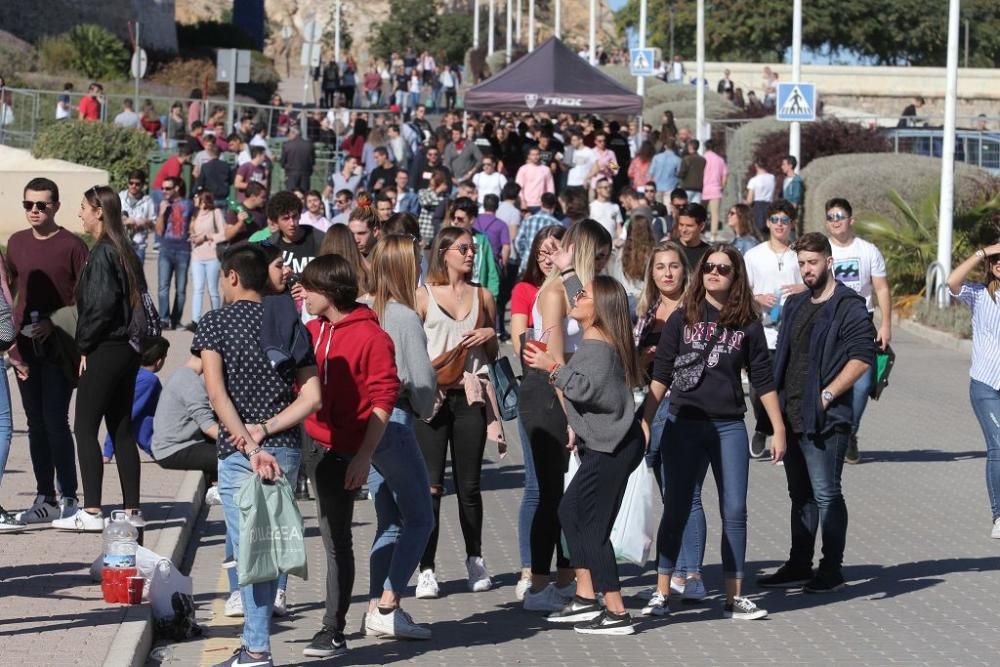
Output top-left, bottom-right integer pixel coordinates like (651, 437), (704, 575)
(117, 259), (161, 352)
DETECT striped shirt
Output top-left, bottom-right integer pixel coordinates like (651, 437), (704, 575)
(952, 282), (1000, 390)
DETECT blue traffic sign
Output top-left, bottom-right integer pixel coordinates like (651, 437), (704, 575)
(629, 48), (655, 77)
(776, 82), (817, 122)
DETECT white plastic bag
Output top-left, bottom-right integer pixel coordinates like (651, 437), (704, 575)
(148, 559), (193, 620)
(564, 451), (580, 490)
(91, 545), (165, 591)
(610, 462), (659, 566)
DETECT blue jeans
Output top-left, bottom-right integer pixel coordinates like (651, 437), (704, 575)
(158, 246), (191, 326)
(16, 354), (77, 499)
(218, 446), (301, 652)
(850, 360), (876, 436)
(783, 429), (850, 574)
(133, 242), (146, 266)
(0, 359), (12, 487)
(368, 408), (434, 597)
(649, 400), (706, 577)
(190, 258), (221, 323)
(517, 418), (540, 570)
(659, 415), (749, 579)
(970, 379), (1000, 521)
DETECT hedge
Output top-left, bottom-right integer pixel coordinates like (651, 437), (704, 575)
(32, 120), (156, 190)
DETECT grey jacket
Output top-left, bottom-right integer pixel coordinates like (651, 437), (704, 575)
(376, 300), (438, 418)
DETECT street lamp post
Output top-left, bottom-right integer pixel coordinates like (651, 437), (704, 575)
(555, 0), (561, 39)
(474, 0), (481, 50)
(489, 0), (496, 54)
(936, 0), (961, 306)
(588, 0), (596, 64)
(506, 0), (513, 64)
(334, 0), (341, 63)
(528, 0), (535, 51)
(636, 0), (647, 98)
(695, 0), (705, 148)
(789, 0), (802, 171)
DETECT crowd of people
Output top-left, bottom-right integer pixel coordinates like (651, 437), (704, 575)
(1, 99), (999, 667)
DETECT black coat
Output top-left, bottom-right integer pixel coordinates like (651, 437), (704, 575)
(281, 136), (316, 177)
(75, 240), (141, 355)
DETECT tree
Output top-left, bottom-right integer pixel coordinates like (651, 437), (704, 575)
(371, 0), (472, 66)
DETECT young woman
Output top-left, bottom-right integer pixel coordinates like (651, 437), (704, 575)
(607, 212), (657, 309)
(520, 219), (612, 612)
(947, 239), (1000, 539)
(413, 226), (500, 598)
(0, 264), (18, 530)
(53, 186), (145, 531)
(360, 235), (437, 639)
(628, 141), (656, 191)
(632, 241), (708, 606)
(319, 224), (371, 296)
(640, 245), (786, 620)
(189, 191), (226, 329)
(727, 204), (760, 256)
(508, 224), (566, 599)
(523, 275), (644, 635)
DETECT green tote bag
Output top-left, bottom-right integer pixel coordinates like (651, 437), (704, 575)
(236, 475), (309, 586)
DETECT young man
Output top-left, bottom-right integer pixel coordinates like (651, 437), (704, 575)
(781, 155), (804, 214)
(443, 125), (484, 185)
(472, 157), (507, 206)
(225, 182), (268, 244)
(348, 206), (379, 265)
(78, 82), (102, 121)
(113, 98), (141, 129)
(151, 354), (220, 487)
(678, 139), (705, 204)
(375, 192), (395, 223)
(514, 191), (561, 273)
(588, 178), (623, 241)
(757, 232), (875, 594)
(235, 146), (271, 202)
(120, 170), (156, 264)
(367, 147), (397, 194)
(450, 197), (500, 300)
(745, 200), (806, 457)
(280, 125), (315, 193)
(155, 177), (195, 330)
(102, 336), (169, 461)
(745, 159), (776, 235)
(195, 142), (234, 206)
(268, 191), (326, 275)
(329, 189), (356, 226)
(701, 140), (728, 241)
(9, 178), (89, 524)
(392, 170), (420, 216)
(194, 244), (321, 667)
(824, 198), (892, 464)
(152, 144), (194, 203)
(325, 156), (363, 200)
(515, 147), (555, 212)
(648, 144), (681, 204)
(673, 202), (711, 271)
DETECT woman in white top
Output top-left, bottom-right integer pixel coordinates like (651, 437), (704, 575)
(745, 158), (776, 235)
(520, 219), (613, 612)
(413, 226), (499, 598)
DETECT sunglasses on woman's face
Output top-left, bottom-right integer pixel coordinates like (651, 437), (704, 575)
(702, 261), (734, 277)
(448, 243), (476, 256)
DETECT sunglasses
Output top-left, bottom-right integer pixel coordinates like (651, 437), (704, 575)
(22, 201), (52, 212)
(988, 254), (1000, 264)
(769, 215), (791, 225)
(448, 243), (476, 256)
(826, 211), (849, 222)
(702, 261), (734, 277)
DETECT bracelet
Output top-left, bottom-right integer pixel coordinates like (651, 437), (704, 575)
(976, 248), (986, 260)
(560, 268), (576, 276)
(547, 363), (562, 385)
(260, 421), (271, 438)
(245, 447), (262, 459)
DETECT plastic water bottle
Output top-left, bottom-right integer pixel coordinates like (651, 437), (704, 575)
(29, 311), (42, 357)
(102, 510), (139, 604)
(769, 290), (783, 325)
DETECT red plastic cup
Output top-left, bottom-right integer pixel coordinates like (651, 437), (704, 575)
(527, 340), (548, 353)
(127, 576), (144, 604)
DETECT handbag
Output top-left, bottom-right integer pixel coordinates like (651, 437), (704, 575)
(116, 258), (161, 352)
(670, 322), (724, 392)
(430, 287), (494, 386)
(236, 475), (308, 586)
(869, 344), (896, 401)
(488, 356), (519, 421)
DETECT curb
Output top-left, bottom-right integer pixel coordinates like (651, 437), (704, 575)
(895, 316), (973, 355)
(102, 470), (207, 667)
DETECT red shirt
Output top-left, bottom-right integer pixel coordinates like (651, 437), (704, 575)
(152, 156), (183, 190)
(5, 228), (90, 335)
(78, 95), (101, 121)
(510, 281), (540, 328)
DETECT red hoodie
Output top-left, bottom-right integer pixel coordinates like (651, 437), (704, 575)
(305, 305), (400, 455)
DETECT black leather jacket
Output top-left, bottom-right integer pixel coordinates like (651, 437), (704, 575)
(74, 240), (135, 355)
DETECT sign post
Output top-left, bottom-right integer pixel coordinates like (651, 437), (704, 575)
(130, 23), (148, 105)
(301, 18), (322, 109)
(217, 49), (251, 134)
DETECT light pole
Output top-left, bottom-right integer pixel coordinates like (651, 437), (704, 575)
(528, 0), (535, 51)
(588, 0), (596, 64)
(695, 0), (705, 148)
(506, 0), (513, 64)
(334, 0), (341, 63)
(788, 0), (802, 171)
(636, 0), (647, 98)
(936, 0), (961, 306)
(489, 0), (496, 54)
(474, 0), (481, 50)
(516, 0), (522, 44)
(555, 0), (561, 39)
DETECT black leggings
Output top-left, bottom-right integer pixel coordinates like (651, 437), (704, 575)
(518, 369), (571, 575)
(560, 424), (644, 592)
(75, 341), (141, 509)
(155, 441), (218, 484)
(414, 389), (487, 571)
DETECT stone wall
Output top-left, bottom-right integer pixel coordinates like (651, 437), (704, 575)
(0, 0), (177, 52)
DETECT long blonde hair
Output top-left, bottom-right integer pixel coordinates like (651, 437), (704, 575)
(370, 234), (419, 323)
(542, 219), (612, 300)
(636, 240), (690, 316)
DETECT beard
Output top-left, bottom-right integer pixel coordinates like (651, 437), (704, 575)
(805, 270), (830, 295)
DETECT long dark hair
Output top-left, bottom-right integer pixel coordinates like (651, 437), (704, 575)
(683, 244), (759, 328)
(621, 213), (657, 282)
(85, 185), (142, 306)
(591, 275), (642, 388)
(521, 225), (566, 287)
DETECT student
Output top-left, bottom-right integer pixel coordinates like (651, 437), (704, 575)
(298, 255), (401, 658)
(523, 273), (644, 635)
(102, 336), (169, 462)
(194, 244), (322, 667)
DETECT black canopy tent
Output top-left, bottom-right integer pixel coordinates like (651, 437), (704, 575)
(464, 37), (643, 116)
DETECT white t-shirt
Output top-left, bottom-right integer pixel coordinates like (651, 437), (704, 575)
(589, 200), (623, 239)
(567, 146), (595, 187)
(744, 242), (803, 348)
(830, 236), (887, 312)
(473, 171), (507, 204)
(746, 173), (776, 202)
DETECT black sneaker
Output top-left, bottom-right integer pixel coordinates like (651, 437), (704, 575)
(547, 596), (602, 624)
(750, 432), (767, 458)
(302, 625), (346, 658)
(845, 435), (860, 464)
(803, 570), (846, 594)
(757, 563), (814, 588)
(295, 475), (311, 500)
(573, 609), (636, 635)
(211, 647), (273, 667)
(723, 596), (768, 620)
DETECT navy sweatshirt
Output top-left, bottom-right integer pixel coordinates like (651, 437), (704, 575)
(652, 303), (775, 420)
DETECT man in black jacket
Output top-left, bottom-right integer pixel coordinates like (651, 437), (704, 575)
(194, 142), (233, 207)
(280, 126), (315, 193)
(758, 232), (875, 594)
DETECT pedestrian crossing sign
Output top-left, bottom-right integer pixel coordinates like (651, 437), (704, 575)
(630, 48), (655, 77)
(776, 82), (817, 122)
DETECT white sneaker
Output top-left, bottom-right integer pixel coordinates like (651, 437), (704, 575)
(205, 486), (222, 506)
(641, 590), (668, 616)
(465, 556), (492, 592)
(273, 588), (288, 616)
(682, 577), (707, 601)
(523, 584), (570, 612)
(365, 606), (432, 640)
(669, 577), (686, 595)
(223, 590), (244, 617)
(992, 517), (1000, 539)
(59, 497), (79, 519)
(415, 569), (439, 599)
(515, 575), (532, 601)
(16, 495), (59, 524)
(52, 509), (105, 532)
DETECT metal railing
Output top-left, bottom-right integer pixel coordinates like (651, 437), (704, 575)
(925, 261), (951, 307)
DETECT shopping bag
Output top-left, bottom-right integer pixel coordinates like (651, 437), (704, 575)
(148, 559), (193, 621)
(610, 462), (658, 566)
(236, 475), (308, 586)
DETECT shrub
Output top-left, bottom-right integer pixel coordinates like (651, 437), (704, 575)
(32, 120), (156, 190)
(177, 21), (256, 52)
(149, 58), (224, 95)
(0, 32), (38, 75)
(38, 34), (78, 74)
(911, 300), (972, 339)
(68, 24), (129, 80)
(749, 119), (891, 182)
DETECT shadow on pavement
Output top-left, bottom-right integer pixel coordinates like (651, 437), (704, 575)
(861, 449), (986, 463)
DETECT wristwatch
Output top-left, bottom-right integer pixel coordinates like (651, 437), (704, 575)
(821, 390), (835, 404)
(976, 248), (987, 260)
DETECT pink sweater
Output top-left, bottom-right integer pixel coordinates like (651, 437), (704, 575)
(702, 150), (728, 201)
